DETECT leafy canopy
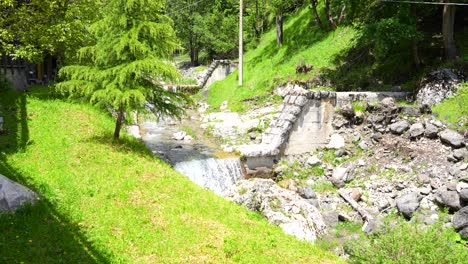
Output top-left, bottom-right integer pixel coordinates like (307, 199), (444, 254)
(57, 0), (187, 137)
(0, 0), (100, 63)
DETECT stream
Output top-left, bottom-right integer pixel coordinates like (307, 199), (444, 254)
(139, 115), (244, 196)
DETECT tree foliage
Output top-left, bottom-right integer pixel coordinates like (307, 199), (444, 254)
(56, 0), (188, 139)
(168, 0), (238, 65)
(0, 0), (100, 63)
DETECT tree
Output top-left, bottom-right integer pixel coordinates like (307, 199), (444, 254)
(56, 0), (188, 139)
(442, 1), (458, 61)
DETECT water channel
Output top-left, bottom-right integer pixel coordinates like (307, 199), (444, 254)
(139, 115), (245, 196)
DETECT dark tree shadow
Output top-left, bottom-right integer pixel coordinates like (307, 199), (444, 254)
(0, 88), (112, 263)
(85, 132), (158, 160)
(319, 7), (468, 92)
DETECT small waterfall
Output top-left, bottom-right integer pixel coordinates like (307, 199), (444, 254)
(174, 158), (244, 196)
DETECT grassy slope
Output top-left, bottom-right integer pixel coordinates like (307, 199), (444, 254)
(207, 7), (355, 112)
(0, 87), (338, 263)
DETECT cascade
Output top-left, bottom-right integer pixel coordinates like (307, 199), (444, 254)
(174, 158), (244, 196)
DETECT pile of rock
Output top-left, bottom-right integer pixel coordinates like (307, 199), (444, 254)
(416, 68), (465, 106)
(226, 178), (327, 242)
(269, 95), (467, 239)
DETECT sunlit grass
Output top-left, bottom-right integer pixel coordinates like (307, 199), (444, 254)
(433, 83), (468, 130)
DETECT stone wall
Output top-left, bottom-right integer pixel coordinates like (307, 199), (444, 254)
(336, 91), (410, 107)
(165, 60), (237, 94)
(202, 60), (237, 88)
(238, 86), (336, 169)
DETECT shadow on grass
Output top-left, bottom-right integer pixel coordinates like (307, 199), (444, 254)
(0, 88), (112, 263)
(86, 132), (158, 161)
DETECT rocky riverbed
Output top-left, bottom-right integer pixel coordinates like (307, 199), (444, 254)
(195, 83), (467, 253)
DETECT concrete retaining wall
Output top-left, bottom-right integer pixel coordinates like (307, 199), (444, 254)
(284, 98), (334, 155)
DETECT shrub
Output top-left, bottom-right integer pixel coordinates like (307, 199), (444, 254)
(345, 219), (468, 264)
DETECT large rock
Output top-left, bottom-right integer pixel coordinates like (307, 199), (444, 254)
(396, 192), (421, 218)
(389, 120), (410, 135)
(435, 188), (461, 210)
(0, 175), (38, 211)
(459, 227), (468, 238)
(439, 129), (465, 148)
(226, 179), (327, 242)
(298, 187), (317, 199)
(326, 134), (345, 149)
(416, 69), (464, 106)
(424, 123), (439, 139)
(330, 165), (355, 188)
(459, 189), (468, 202)
(452, 206), (468, 232)
(306, 155), (321, 166)
(172, 131), (187, 140)
(409, 123), (425, 139)
(453, 148), (468, 161)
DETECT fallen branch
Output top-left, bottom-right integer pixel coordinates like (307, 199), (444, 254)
(338, 189), (374, 222)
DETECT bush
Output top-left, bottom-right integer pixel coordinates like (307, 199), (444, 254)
(345, 219), (468, 264)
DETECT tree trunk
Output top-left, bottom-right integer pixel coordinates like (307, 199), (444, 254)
(255, 0), (260, 38)
(276, 13), (283, 47)
(113, 106), (124, 139)
(412, 40), (421, 70)
(325, 0), (336, 29)
(338, 4), (346, 25)
(411, 6), (421, 70)
(442, 2), (458, 61)
(311, 0), (325, 30)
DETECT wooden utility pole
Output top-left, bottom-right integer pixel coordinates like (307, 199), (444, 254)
(239, 0), (243, 86)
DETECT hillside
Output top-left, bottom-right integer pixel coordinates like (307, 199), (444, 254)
(207, 6), (468, 113)
(0, 86), (338, 263)
(207, 7), (356, 112)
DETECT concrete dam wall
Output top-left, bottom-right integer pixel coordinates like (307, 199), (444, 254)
(238, 84), (411, 170)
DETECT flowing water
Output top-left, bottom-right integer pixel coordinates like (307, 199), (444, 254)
(174, 158), (244, 196)
(140, 115), (244, 196)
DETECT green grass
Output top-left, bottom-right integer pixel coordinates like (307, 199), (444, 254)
(433, 83), (468, 130)
(0, 86), (338, 263)
(207, 7), (356, 112)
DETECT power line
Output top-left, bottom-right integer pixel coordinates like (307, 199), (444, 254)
(166, 0), (211, 16)
(380, 0), (468, 6)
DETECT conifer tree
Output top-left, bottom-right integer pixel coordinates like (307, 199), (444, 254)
(56, 0), (187, 139)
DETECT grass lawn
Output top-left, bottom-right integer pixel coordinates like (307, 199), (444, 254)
(207, 7), (356, 112)
(0, 86), (338, 263)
